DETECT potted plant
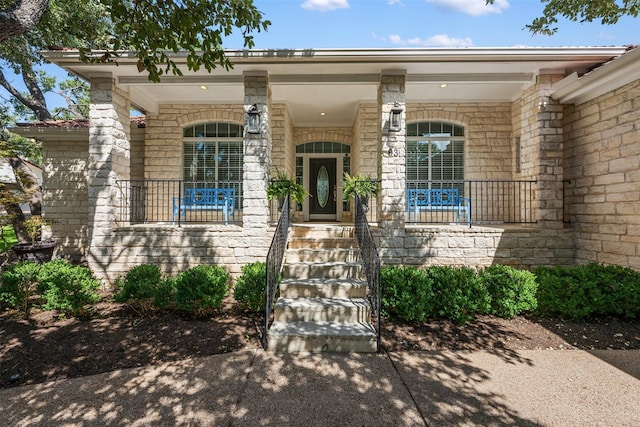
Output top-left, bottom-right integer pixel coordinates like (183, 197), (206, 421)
(267, 168), (309, 210)
(342, 172), (379, 209)
(11, 215), (57, 263)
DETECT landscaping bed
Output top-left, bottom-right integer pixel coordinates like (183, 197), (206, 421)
(1, 295), (639, 389)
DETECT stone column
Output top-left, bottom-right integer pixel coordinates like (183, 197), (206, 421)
(243, 71), (272, 233)
(87, 75), (131, 280)
(378, 71), (406, 262)
(519, 72), (564, 229)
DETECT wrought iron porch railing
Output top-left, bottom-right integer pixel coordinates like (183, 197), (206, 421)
(115, 180), (243, 225)
(354, 190), (381, 353)
(263, 190), (291, 350)
(406, 180), (537, 225)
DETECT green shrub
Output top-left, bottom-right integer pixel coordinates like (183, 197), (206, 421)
(479, 265), (538, 318)
(0, 261), (42, 315)
(114, 264), (166, 313)
(37, 260), (101, 316)
(535, 263), (640, 320)
(175, 265), (229, 313)
(535, 265), (603, 320)
(233, 261), (266, 312)
(153, 277), (177, 309)
(428, 266), (490, 324)
(380, 266), (434, 322)
(582, 263), (640, 319)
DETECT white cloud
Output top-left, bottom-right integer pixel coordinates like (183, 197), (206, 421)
(388, 0), (404, 5)
(426, 0), (509, 16)
(388, 34), (473, 47)
(301, 0), (350, 12)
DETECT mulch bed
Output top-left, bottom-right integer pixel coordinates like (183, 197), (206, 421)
(1, 295), (639, 389)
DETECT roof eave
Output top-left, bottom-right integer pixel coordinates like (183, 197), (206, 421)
(552, 46), (640, 104)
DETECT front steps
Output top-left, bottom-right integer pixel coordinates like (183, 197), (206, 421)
(267, 225), (377, 353)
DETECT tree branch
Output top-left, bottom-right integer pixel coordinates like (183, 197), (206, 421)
(0, 0), (50, 43)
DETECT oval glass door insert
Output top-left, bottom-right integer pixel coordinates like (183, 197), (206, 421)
(317, 166), (329, 208)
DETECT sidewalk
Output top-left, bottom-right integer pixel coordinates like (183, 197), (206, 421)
(1, 349), (639, 426)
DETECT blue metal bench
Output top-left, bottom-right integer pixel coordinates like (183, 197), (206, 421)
(407, 188), (470, 224)
(173, 188), (235, 224)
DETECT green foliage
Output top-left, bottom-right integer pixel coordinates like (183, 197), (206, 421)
(0, 261), (42, 314)
(380, 266), (434, 322)
(267, 168), (309, 205)
(153, 277), (177, 309)
(486, 0), (640, 35)
(535, 263), (640, 320)
(233, 261), (267, 312)
(114, 264), (163, 302)
(86, 0), (271, 83)
(479, 265), (538, 318)
(175, 265), (229, 313)
(37, 260), (101, 316)
(428, 266), (491, 324)
(113, 264), (166, 313)
(0, 224), (18, 252)
(342, 172), (379, 200)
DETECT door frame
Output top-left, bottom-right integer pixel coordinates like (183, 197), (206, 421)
(300, 153), (344, 222)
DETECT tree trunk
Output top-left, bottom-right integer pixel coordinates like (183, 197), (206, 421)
(0, 157), (42, 244)
(8, 157), (41, 216)
(0, 0), (49, 43)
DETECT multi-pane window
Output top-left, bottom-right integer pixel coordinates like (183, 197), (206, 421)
(406, 122), (465, 184)
(183, 123), (244, 183)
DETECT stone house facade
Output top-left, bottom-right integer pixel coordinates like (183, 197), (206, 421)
(13, 47), (640, 283)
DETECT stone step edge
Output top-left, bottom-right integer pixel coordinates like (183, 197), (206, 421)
(268, 321), (377, 338)
(280, 277), (367, 286)
(274, 297), (371, 309)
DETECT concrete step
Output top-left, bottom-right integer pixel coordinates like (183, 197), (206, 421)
(280, 278), (368, 299)
(282, 262), (363, 280)
(287, 237), (357, 250)
(290, 225), (355, 239)
(285, 248), (360, 263)
(267, 321), (377, 353)
(274, 297), (371, 322)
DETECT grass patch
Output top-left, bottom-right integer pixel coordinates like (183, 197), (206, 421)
(0, 225), (18, 252)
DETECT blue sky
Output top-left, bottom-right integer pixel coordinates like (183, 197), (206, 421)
(3, 0), (639, 117)
(223, 0), (640, 49)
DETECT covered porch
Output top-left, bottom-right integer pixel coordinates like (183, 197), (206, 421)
(15, 46), (631, 282)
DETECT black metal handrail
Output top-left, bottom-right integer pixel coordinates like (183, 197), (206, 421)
(406, 179), (537, 225)
(263, 188), (291, 350)
(354, 188), (381, 352)
(115, 179), (243, 225)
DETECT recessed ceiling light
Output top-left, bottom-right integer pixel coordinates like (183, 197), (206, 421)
(200, 85), (208, 90)
(320, 112), (326, 116)
(440, 83), (448, 88)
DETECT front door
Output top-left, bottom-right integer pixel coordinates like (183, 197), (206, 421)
(309, 158), (337, 221)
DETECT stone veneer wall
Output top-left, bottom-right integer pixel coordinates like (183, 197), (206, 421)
(407, 103), (514, 180)
(42, 125), (146, 263)
(270, 103), (293, 174)
(144, 104), (245, 181)
(563, 79), (640, 270)
(376, 225), (574, 270)
(43, 131), (90, 261)
(90, 102), (274, 284)
(356, 103), (379, 177)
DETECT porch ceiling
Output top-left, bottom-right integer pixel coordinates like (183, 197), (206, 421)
(44, 47), (627, 127)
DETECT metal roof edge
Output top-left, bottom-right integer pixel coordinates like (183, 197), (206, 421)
(42, 46), (629, 65)
(552, 46), (640, 104)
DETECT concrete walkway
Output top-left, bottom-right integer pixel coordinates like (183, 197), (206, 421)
(1, 349), (639, 426)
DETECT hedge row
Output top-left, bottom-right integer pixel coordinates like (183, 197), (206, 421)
(381, 263), (640, 324)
